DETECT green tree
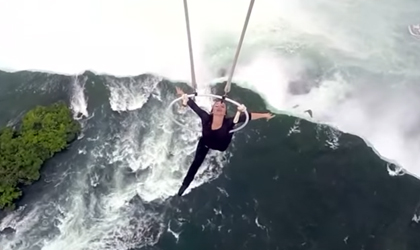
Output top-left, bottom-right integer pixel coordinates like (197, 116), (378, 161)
(0, 101), (81, 210)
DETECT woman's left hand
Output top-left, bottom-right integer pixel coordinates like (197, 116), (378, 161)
(237, 104), (246, 112)
(265, 113), (275, 121)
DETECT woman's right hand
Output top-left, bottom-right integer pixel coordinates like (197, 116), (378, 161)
(176, 86), (188, 106)
(176, 86), (185, 96)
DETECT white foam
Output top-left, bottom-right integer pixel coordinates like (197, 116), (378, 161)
(0, 0), (419, 196)
(107, 75), (162, 111)
(70, 76), (89, 119)
(2, 1), (420, 249)
(0, 76), (230, 250)
(107, 76), (229, 201)
(232, 52), (420, 177)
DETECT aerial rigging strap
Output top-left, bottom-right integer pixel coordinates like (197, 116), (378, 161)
(171, 0), (255, 132)
(223, 0), (255, 96)
(183, 0), (198, 91)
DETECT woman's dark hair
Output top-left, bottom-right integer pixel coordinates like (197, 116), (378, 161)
(210, 99), (227, 115)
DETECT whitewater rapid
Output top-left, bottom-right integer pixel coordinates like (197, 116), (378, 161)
(1, 0), (420, 179)
(0, 74), (230, 250)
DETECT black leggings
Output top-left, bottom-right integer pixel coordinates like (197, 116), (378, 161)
(181, 137), (210, 188)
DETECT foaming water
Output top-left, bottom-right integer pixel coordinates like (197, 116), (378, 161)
(0, 75), (229, 250)
(0, 0), (420, 197)
(225, 0), (420, 177)
(0, 1), (419, 247)
(70, 76), (89, 120)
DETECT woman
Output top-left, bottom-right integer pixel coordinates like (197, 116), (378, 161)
(175, 87), (274, 196)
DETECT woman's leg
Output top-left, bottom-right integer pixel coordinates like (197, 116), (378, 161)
(178, 138), (210, 196)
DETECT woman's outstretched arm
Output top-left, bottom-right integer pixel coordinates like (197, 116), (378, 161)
(250, 112), (274, 120)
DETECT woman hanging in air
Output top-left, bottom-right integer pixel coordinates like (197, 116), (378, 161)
(175, 86), (274, 196)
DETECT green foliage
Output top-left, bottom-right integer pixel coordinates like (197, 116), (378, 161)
(0, 101), (80, 210)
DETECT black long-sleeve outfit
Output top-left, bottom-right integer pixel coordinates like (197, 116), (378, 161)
(178, 98), (251, 196)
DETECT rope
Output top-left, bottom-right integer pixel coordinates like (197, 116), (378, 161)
(223, 0), (255, 96)
(182, 0), (255, 96)
(183, 0), (197, 91)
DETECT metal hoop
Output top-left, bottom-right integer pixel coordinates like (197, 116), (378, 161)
(167, 93), (249, 133)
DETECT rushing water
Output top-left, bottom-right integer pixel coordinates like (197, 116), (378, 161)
(1, 0), (420, 249)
